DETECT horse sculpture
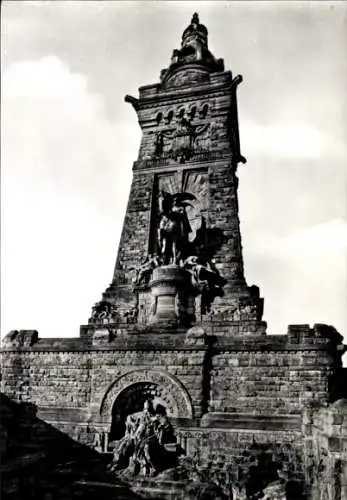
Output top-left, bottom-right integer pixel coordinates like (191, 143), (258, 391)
(157, 190), (196, 265)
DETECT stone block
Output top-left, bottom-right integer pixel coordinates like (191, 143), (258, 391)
(2, 330), (39, 348)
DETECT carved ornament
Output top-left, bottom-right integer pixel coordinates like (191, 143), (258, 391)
(163, 68), (210, 89)
(99, 368), (194, 421)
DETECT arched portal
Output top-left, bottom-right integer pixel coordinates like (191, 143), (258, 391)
(110, 381), (178, 440)
(99, 368), (194, 437)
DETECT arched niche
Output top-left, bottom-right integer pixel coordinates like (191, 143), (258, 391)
(99, 369), (194, 435)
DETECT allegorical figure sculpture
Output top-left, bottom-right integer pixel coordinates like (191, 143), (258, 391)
(130, 188), (227, 323)
(183, 255), (225, 291)
(171, 117), (195, 162)
(91, 300), (117, 321)
(157, 190), (196, 265)
(183, 254), (227, 314)
(109, 400), (178, 477)
(133, 254), (162, 286)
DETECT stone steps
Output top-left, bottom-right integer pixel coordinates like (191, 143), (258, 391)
(72, 479), (142, 499)
(73, 478), (189, 500)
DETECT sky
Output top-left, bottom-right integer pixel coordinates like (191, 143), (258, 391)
(1, 1), (347, 352)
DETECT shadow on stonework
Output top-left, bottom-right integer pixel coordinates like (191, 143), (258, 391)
(329, 366), (347, 402)
(0, 393), (141, 500)
(193, 226), (226, 260)
(0, 392), (307, 499)
(154, 447), (306, 500)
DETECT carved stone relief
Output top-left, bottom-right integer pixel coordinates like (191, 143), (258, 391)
(133, 169), (228, 325)
(90, 300), (118, 323)
(205, 299), (260, 322)
(163, 68), (210, 89)
(140, 103), (231, 163)
(89, 300), (138, 325)
(99, 369), (194, 421)
(194, 120), (226, 152)
(149, 117), (212, 163)
(158, 170), (209, 243)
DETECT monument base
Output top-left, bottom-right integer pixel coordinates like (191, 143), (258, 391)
(149, 265), (189, 326)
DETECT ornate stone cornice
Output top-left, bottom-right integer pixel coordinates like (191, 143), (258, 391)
(132, 152), (234, 173)
(138, 87), (233, 112)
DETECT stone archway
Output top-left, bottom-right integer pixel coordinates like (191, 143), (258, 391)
(109, 381), (179, 440)
(99, 368), (194, 431)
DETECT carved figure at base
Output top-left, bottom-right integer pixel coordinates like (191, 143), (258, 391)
(183, 255), (226, 314)
(108, 400), (178, 477)
(133, 254), (162, 286)
(183, 255), (226, 291)
(91, 300), (117, 321)
(123, 306), (138, 324)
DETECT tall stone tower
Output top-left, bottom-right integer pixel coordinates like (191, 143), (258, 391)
(89, 12), (265, 336)
(1, 14), (346, 499)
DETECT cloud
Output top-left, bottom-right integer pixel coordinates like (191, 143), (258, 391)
(2, 56), (139, 214)
(256, 218), (347, 257)
(1, 179), (118, 337)
(1, 56), (140, 338)
(243, 219), (347, 343)
(3, 55), (87, 98)
(241, 120), (327, 159)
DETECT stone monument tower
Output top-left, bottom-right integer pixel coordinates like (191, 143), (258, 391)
(1, 14), (346, 499)
(89, 12), (265, 337)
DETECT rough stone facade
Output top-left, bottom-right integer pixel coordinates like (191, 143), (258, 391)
(1, 13), (346, 500)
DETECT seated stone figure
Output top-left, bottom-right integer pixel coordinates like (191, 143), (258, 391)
(182, 254), (227, 314)
(109, 400), (179, 477)
(133, 254), (162, 286)
(183, 255), (226, 291)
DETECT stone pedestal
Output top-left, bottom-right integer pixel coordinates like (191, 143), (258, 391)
(149, 265), (187, 325)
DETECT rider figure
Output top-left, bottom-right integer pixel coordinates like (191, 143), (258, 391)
(157, 191), (195, 265)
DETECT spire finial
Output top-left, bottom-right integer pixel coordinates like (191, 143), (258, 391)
(159, 9), (225, 82)
(192, 12), (199, 24)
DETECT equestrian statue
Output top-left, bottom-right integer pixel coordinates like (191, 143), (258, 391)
(157, 190), (196, 265)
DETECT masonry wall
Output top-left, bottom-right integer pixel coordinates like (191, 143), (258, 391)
(306, 399), (347, 499)
(1, 350), (90, 407)
(88, 347), (206, 422)
(207, 163), (244, 286)
(210, 348), (333, 415)
(0, 339), (207, 445)
(1, 325), (345, 498)
(111, 171), (154, 285)
(177, 427), (305, 486)
(0, 348), (307, 486)
(1, 327), (343, 431)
